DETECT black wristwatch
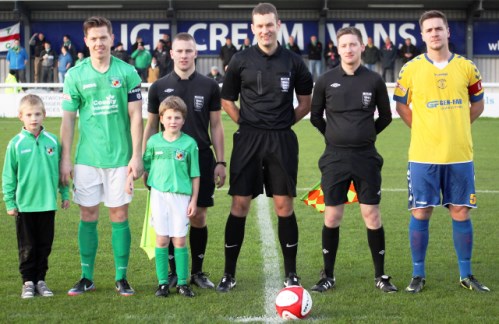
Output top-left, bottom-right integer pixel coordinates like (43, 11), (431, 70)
(216, 161), (227, 167)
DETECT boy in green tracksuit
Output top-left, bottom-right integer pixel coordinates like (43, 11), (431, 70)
(141, 96), (200, 297)
(2, 94), (70, 299)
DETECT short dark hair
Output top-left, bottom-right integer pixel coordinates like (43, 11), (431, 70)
(83, 16), (113, 36)
(252, 2), (279, 22)
(336, 26), (363, 45)
(173, 32), (195, 43)
(419, 10), (448, 30)
(159, 96), (188, 119)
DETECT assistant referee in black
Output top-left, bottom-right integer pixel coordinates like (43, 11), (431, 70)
(144, 32), (225, 291)
(215, 2), (313, 292)
(310, 26), (397, 293)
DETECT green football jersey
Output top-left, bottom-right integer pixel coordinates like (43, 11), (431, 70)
(143, 132), (200, 195)
(62, 56), (142, 168)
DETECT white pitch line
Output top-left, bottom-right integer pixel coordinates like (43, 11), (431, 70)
(133, 187), (499, 194)
(253, 194), (281, 323)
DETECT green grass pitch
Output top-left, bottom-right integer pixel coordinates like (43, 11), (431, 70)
(0, 116), (498, 323)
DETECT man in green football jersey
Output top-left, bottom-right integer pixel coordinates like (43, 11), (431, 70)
(60, 16), (144, 296)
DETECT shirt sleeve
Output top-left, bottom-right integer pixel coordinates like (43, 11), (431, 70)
(143, 139), (153, 173)
(220, 54), (241, 101)
(393, 63), (411, 105)
(374, 76), (392, 134)
(2, 140), (18, 211)
(310, 77), (327, 136)
(467, 61), (484, 102)
(147, 81), (160, 114)
(208, 80), (222, 112)
(189, 141), (200, 178)
(62, 70), (81, 112)
(294, 56), (314, 96)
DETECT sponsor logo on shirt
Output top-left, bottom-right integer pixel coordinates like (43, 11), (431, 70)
(62, 93), (72, 101)
(21, 149), (32, 154)
(426, 98), (463, 109)
(92, 95), (119, 115)
(164, 88), (175, 93)
(83, 83), (97, 90)
(396, 82), (406, 93)
(194, 96), (204, 111)
(110, 77), (122, 88)
(175, 149), (185, 161)
(330, 83), (341, 88)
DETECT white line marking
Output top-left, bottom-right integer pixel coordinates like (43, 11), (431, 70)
(133, 188), (499, 194)
(254, 194), (281, 323)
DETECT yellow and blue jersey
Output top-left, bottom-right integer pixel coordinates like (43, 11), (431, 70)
(394, 53), (484, 164)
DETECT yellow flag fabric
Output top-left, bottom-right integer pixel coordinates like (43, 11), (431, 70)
(140, 191), (156, 260)
(300, 181), (358, 213)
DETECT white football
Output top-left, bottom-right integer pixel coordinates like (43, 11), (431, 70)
(275, 286), (313, 320)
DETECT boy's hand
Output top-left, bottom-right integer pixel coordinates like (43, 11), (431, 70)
(125, 173), (134, 195)
(61, 200), (70, 210)
(142, 172), (150, 190)
(187, 202), (197, 218)
(7, 209), (18, 216)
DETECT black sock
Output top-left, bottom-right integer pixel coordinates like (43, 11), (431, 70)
(168, 241), (176, 275)
(367, 226), (385, 278)
(322, 225), (339, 278)
(190, 226), (208, 274)
(224, 214), (246, 277)
(278, 212), (299, 276)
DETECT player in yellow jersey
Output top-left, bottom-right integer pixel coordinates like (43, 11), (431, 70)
(394, 10), (489, 293)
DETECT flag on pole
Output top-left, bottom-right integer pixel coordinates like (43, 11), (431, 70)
(300, 181), (358, 213)
(140, 191), (156, 260)
(0, 23), (20, 52)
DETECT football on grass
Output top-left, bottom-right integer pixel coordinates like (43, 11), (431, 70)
(275, 286), (312, 320)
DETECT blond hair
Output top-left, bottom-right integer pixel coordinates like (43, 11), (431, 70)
(18, 94), (46, 114)
(159, 96), (188, 119)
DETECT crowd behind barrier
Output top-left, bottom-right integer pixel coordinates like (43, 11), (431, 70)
(0, 82), (498, 119)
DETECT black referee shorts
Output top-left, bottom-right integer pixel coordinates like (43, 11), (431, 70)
(228, 126), (298, 198)
(319, 146), (383, 206)
(197, 148), (216, 207)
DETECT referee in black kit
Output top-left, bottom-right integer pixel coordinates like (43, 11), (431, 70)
(144, 32), (226, 291)
(310, 26), (397, 293)
(216, 2), (313, 292)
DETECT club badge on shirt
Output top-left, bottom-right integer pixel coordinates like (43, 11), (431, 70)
(175, 149), (185, 161)
(110, 77), (122, 88)
(280, 77), (290, 92)
(362, 92), (372, 108)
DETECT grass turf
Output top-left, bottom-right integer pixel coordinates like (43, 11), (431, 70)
(0, 116), (498, 323)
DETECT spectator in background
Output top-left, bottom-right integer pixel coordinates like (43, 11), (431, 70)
(161, 33), (172, 49)
(29, 32), (46, 83)
(132, 42), (152, 82)
(206, 65), (224, 84)
(75, 52), (85, 65)
(147, 57), (160, 83)
(399, 38), (420, 64)
(131, 36), (143, 53)
(4, 70), (22, 94)
(239, 37), (251, 51)
(112, 42), (130, 63)
(58, 46), (73, 83)
(40, 41), (57, 83)
(307, 35), (323, 81)
(380, 37), (397, 82)
(6, 39), (28, 83)
(220, 38), (237, 71)
(362, 36), (380, 71)
(153, 40), (172, 78)
(324, 40), (340, 70)
(63, 35), (78, 62)
(285, 36), (301, 55)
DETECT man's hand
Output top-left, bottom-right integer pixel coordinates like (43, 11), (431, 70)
(214, 164), (226, 189)
(127, 155), (144, 180)
(59, 157), (73, 187)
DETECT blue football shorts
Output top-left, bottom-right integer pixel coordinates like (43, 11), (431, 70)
(407, 161), (477, 210)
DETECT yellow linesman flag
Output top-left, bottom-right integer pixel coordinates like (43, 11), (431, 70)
(140, 191), (156, 260)
(300, 181), (358, 213)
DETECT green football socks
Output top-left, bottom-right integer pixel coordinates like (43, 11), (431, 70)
(175, 246), (189, 285)
(78, 220), (98, 281)
(112, 220), (131, 281)
(155, 247), (169, 285)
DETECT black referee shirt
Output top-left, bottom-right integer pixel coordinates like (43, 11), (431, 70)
(148, 71), (221, 150)
(221, 44), (313, 130)
(310, 65), (392, 149)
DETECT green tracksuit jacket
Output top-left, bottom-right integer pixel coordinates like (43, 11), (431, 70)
(2, 128), (69, 212)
